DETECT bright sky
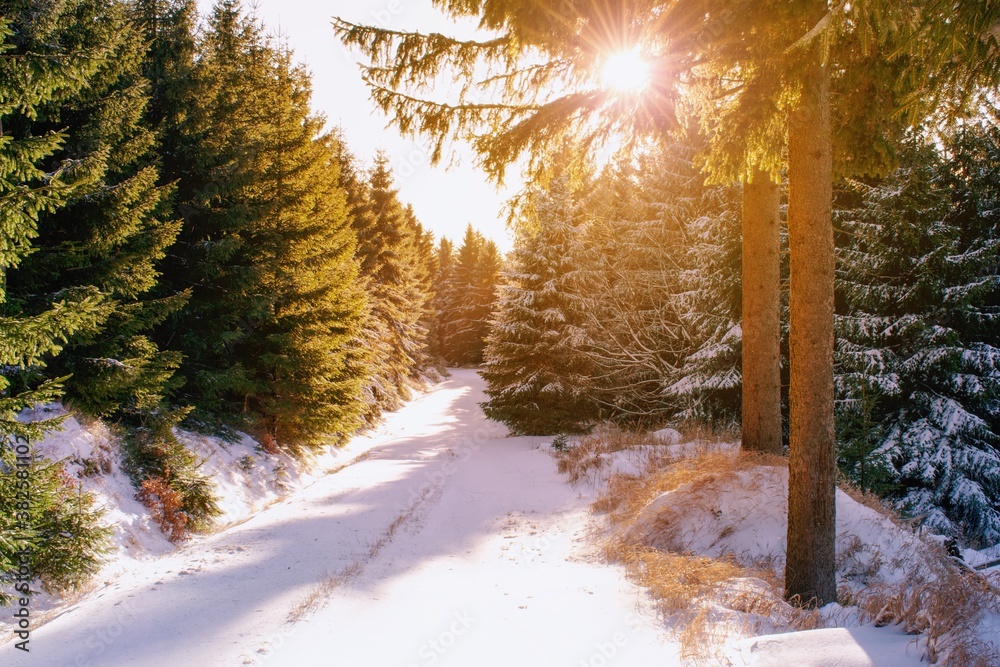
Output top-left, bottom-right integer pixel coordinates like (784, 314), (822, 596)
(194, 0), (515, 251)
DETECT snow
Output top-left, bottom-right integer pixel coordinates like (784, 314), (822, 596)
(25, 407), (174, 560)
(2, 399), (415, 623)
(651, 427), (682, 444)
(734, 626), (925, 667)
(3, 371), (996, 666)
(0, 370), (675, 666)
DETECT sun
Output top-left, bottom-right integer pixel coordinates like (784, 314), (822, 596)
(600, 48), (652, 94)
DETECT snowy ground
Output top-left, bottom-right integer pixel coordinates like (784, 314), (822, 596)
(1, 370), (676, 666)
(3, 369), (995, 666)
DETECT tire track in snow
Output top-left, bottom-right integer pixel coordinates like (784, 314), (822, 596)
(285, 445), (462, 624)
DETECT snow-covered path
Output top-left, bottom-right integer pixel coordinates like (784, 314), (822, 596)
(2, 369), (676, 667)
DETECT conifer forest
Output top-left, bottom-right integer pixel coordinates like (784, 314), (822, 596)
(2, 1), (1000, 665)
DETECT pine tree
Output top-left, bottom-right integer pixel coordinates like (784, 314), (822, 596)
(438, 225), (501, 365)
(157, 2), (370, 450)
(136, 0), (200, 193)
(837, 129), (1000, 546)
(482, 172), (599, 435)
(0, 1), (114, 603)
(5, 0), (186, 419)
(573, 155), (684, 425)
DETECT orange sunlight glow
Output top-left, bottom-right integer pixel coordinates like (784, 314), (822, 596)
(600, 49), (652, 94)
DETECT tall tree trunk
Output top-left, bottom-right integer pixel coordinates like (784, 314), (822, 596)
(741, 170), (783, 455)
(784, 41), (837, 605)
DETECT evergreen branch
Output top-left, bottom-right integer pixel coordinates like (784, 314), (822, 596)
(785, 0), (849, 54)
(333, 17), (512, 90)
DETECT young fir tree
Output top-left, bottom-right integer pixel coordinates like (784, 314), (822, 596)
(5, 0), (186, 419)
(403, 204), (438, 375)
(482, 172), (599, 434)
(836, 133), (1000, 546)
(573, 159), (669, 425)
(0, 3), (113, 603)
(574, 147), (702, 426)
(437, 225), (502, 365)
(570, 142), (749, 429)
(663, 146), (750, 429)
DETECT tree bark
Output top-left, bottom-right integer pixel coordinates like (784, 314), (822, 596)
(784, 43), (837, 605)
(741, 170), (783, 456)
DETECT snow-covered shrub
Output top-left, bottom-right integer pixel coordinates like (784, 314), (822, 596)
(836, 128), (1000, 547)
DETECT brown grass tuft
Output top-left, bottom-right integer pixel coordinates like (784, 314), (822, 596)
(674, 419), (739, 446)
(853, 555), (1000, 667)
(554, 423), (675, 484)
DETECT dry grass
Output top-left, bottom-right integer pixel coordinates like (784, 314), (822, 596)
(555, 424), (674, 484)
(605, 542), (823, 664)
(852, 553), (1000, 667)
(674, 419), (740, 446)
(592, 445), (818, 662)
(835, 481), (999, 666)
(579, 433), (999, 665)
(136, 477), (188, 542)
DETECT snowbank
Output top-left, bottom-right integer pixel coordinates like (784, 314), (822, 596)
(734, 625), (925, 667)
(630, 464), (930, 591)
(2, 402), (402, 626)
(583, 441), (999, 666)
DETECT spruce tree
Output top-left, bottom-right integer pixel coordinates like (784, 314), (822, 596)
(239, 46), (369, 450)
(438, 225), (501, 366)
(666, 171), (746, 429)
(1, 1), (113, 603)
(837, 129), (1000, 546)
(337, 150), (426, 417)
(157, 2), (370, 450)
(482, 172), (599, 435)
(5, 0), (186, 419)
(157, 0), (273, 421)
(428, 236), (455, 362)
(572, 142), (747, 428)
(403, 205), (438, 375)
